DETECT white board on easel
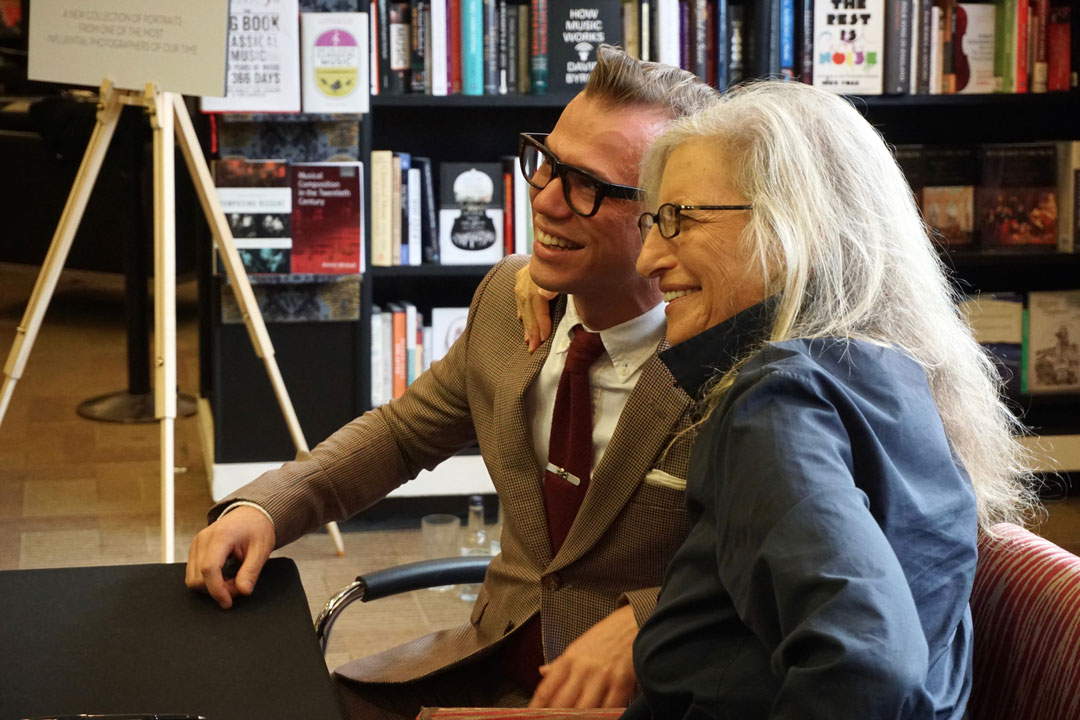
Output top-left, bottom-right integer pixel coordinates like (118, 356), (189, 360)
(27, 0), (228, 96)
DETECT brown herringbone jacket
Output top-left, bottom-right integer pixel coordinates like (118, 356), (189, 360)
(212, 255), (695, 685)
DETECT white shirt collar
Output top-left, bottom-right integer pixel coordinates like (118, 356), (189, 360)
(554, 296), (667, 382)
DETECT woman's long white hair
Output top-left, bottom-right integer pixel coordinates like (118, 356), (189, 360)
(641, 81), (1039, 533)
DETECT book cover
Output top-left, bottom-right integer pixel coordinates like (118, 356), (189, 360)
(290, 162), (365, 274)
(431, 307), (471, 361)
(301, 12), (371, 114)
(213, 158), (292, 274)
(922, 146), (978, 247)
(961, 292), (1025, 394)
(813, 0), (886, 94)
(954, 2), (997, 93)
(202, 0), (302, 113)
(976, 143), (1058, 247)
(1027, 290), (1080, 393)
(546, 0), (623, 97)
(439, 162), (505, 265)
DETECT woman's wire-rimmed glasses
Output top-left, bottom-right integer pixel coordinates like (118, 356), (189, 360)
(518, 132), (643, 217)
(638, 202), (753, 243)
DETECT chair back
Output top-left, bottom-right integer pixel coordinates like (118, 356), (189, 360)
(969, 522), (1080, 720)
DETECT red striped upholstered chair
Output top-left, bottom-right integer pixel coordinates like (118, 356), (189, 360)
(969, 522), (1080, 720)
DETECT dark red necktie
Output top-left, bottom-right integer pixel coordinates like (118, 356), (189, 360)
(544, 324), (606, 554)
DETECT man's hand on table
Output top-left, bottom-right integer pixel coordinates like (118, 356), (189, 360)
(528, 604), (639, 709)
(185, 505), (275, 609)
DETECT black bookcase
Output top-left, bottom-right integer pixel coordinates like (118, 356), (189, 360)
(200, 10), (1080, 477)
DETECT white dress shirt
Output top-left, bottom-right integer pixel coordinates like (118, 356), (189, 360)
(525, 296), (667, 476)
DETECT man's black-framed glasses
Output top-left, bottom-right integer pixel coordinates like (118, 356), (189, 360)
(518, 132), (643, 217)
(638, 202), (753, 243)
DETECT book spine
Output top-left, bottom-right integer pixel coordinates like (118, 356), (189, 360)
(641, 0), (651, 62)
(658, 0), (680, 66)
(408, 167), (422, 265)
(463, 0), (485, 94)
(728, 3), (744, 83)
(513, 160), (531, 254)
(388, 2), (412, 92)
(415, 158), (440, 263)
(391, 154), (403, 265)
(370, 0), (381, 95)
(391, 306), (407, 398)
(430, 0), (449, 94)
(377, 0), (394, 91)
(411, 0), (428, 91)
(623, 0), (640, 59)
(497, 0), (510, 94)
(405, 302), (418, 386)
(714, 0), (729, 89)
(507, 5), (520, 93)
(503, 158), (515, 256)
(1057, 141), (1079, 252)
(884, 0), (912, 94)
(779, 0), (795, 79)
(930, 5), (943, 93)
(518, 5), (531, 92)
(1016, 0), (1030, 92)
(798, 0), (812, 84)
(998, 0), (1017, 91)
(680, 0), (691, 70)
(1032, 0), (1050, 91)
(370, 151), (394, 267)
(694, 0), (708, 78)
(370, 306), (385, 407)
(917, 0), (933, 92)
(530, 0), (549, 93)
(449, 0), (463, 92)
(941, 0), (957, 93)
(1046, 5), (1070, 91)
(483, 0), (499, 93)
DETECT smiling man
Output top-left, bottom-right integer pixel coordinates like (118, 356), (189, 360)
(185, 46), (717, 720)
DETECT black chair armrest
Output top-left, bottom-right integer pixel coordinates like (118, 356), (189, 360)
(315, 556), (493, 654)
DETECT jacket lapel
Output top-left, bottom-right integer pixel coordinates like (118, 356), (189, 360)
(549, 343), (691, 572)
(493, 298), (567, 568)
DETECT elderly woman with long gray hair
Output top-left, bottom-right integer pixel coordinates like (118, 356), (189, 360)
(518, 79), (1039, 719)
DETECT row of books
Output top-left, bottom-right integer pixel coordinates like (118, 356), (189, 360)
(370, 151), (533, 266)
(370, 303), (468, 405)
(375, 0), (1078, 97)
(895, 140), (1080, 251)
(963, 290), (1080, 395)
(213, 158), (365, 275)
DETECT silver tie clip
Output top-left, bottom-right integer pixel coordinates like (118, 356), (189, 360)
(546, 462), (582, 486)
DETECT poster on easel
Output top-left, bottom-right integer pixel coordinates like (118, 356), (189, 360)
(201, 0), (302, 113)
(27, 0), (228, 96)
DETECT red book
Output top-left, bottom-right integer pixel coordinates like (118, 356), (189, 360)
(450, 0), (463, 92)
(1016, 0), (1030, 93)
(502, 158), (514, 256)
(1047, 5), (1071, 91)
(291, 162), (365, 274)
(390, 304), (407, 398)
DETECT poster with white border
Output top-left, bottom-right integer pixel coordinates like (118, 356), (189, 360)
(201, 0), (301, 113)
(28, 0), (228, 97)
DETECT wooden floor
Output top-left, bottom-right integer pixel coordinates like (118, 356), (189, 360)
(1, 261), (1078, 673)
(0, 262), (471, 672)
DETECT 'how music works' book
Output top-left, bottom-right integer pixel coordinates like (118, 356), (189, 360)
(439, 162), (505, 265)
(291, 162), (365, 274)
(213, 158), (292, 274)
(546, 0), (623, 98)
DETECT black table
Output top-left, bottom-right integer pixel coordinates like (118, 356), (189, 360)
(0, 559), (343, 720)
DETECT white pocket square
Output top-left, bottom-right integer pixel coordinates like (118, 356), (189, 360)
(644, 469), (686, 490)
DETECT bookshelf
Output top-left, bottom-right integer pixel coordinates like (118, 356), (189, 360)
(200, 1), (1080, 500)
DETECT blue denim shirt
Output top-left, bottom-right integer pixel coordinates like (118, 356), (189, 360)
(628, 307), (977, 720)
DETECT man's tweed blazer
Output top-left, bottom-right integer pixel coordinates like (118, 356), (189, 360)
(211, 255), (696, 685)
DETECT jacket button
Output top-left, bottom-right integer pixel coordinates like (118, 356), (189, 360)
(543, 574), (562, 591)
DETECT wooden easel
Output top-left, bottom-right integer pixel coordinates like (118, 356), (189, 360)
(0, 80), (344, 562)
